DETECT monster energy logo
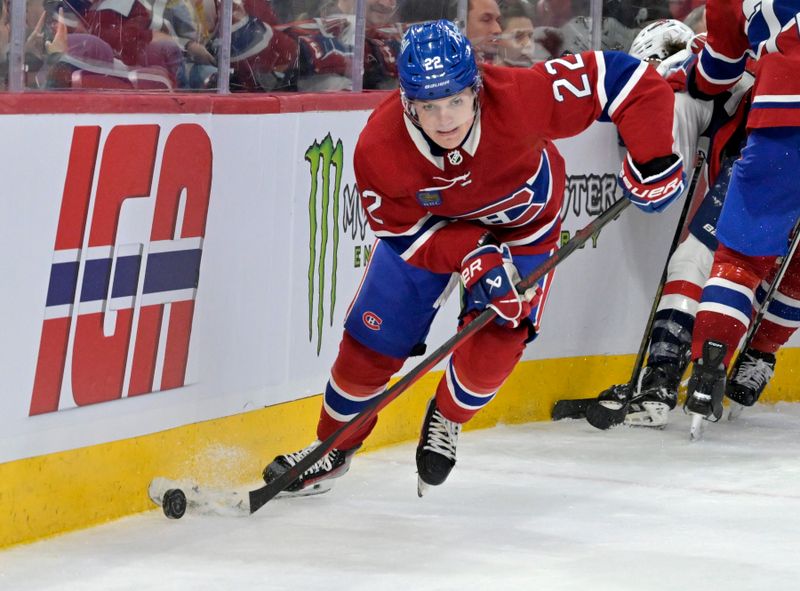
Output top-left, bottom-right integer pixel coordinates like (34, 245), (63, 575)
(307, 135), (344, 355)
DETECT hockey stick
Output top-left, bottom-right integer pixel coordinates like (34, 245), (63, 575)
(727, 219), (800, 420)
(584, 150), (707, 429)
(235, 197), (632, 513)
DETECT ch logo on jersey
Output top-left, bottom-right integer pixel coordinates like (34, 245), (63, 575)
(472, 186), (544, 226)
(29, 124), (212, 416)
(362, 311), (383, 331)
(459, 153), (552, 227)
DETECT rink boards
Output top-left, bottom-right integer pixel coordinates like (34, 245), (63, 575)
(2, 93), (799, 547)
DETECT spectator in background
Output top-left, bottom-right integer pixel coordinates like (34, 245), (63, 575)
(87, 0), (212, 87)
(495, 0), (563, 64)
(467, 0), (502, 63)
(497, 1), (536, 67)
(361, 0), (403, 89)
(20, 7), (171, 90)
(41, 23), (119, 88)
(365, 0), (397, 26)
(226, 0), (299, 91)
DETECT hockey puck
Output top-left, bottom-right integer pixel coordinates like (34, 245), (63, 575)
(162, 488), (187, 519)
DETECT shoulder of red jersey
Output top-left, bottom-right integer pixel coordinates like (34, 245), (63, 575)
(356, 90), (405, 155)
(482, 51), (672, 163)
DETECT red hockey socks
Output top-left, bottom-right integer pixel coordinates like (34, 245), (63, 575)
(316, 332), (404, 450)
(434, 319), (528, 424)
(692, 244), (776, 365)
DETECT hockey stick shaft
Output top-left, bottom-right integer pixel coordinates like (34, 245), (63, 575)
(585, 150), (707, 429)
(627, 149), (707, 386)
(247, 196), (631, 513)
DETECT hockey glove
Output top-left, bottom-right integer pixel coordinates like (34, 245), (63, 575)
(619, 153), (685, 213)
(460, 243), (540, 328)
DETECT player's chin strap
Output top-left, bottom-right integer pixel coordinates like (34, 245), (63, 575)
(585, 144), (708, 430)
(245, 195), (632, 514)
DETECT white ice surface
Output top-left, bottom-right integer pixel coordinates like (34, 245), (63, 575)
(3, 404), (800, 591)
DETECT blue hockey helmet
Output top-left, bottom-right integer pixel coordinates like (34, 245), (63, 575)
(398, 19), (480, 103)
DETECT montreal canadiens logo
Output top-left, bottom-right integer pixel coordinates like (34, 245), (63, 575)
(362, 311), (383, 331)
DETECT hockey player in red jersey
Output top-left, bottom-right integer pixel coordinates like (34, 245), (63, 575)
(263, 19), (685, 496)
(671, 0), (800, 437)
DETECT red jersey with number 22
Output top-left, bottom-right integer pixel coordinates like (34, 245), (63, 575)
(355, 51), (677, 273)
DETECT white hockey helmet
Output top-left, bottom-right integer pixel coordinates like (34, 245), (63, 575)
(629, 19), (694, 61)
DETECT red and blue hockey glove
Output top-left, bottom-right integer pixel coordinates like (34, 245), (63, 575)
(619, 153), (685, 213)
(460, 243), (540, 328)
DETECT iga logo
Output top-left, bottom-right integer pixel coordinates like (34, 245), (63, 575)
(29, 124), (212, 416)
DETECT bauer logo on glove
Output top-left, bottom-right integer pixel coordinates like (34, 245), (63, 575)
(460, 243), (539, 328)
(619, 152), (685, 213)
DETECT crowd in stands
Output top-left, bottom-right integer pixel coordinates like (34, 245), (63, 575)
(0, 0), (706, 92)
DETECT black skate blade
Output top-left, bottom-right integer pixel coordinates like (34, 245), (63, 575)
(552, 397), (594, 420)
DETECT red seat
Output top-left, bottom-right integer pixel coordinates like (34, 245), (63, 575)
(71, 66), (173, 91)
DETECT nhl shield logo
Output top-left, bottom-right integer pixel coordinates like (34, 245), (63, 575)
(447, 150), (463, 166)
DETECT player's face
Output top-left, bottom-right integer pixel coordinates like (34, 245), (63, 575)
(413, 88), (476, 150)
